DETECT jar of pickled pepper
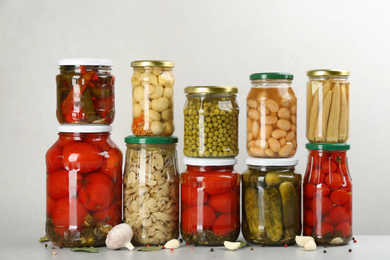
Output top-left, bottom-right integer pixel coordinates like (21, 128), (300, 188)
(131, 60), (175, 136)
(180, 158), (240, 245)
(306, 69), (350, 143)
(247, 73), (297, 158)
(56, 58), (115, 124)
(46, 125), (122, 247)
(303, 143), (352, 245)
(183, 86), (239, 158)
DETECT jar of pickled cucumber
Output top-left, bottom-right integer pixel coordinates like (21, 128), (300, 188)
(123, 136), (180, 245)
(180, 158), (240, 245)
(183, 86), (239, 158)
(46, 125), (122, 247)
(303, 143), (352, 245)
(242, 158), (301, 246)
(56, 58), (115, 124)
(247, 73), (297, 158)
(306, 69), (350, 143)
(131, 60), (175, 136)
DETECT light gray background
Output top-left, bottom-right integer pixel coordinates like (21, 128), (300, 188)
(1, 0), (389, 244)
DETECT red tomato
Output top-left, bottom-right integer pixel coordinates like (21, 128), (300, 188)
(181, 205), (216, 233)
(304, 198), (312, 209)
(311, 197), (333, 215)
(329, 206), (349, 224)
(304, 183), (316, 198)
(62, 142), (103, 172)
(202, 173), (237, 195)
(304, 210), (317, 226)
(323, 215), (336, 225)
(317, 183), (330, 197)
(335, 222), (351, 237)
(57, 135), (78, 147)
(47, 170), (83, 200)
(342, 194), (352, 211)
(100, 148), (123, 180)
(325, 173), (342, 189)
(113, 174), (123, 202)
(84, 134), (112, 151)
(181, 184), (208, 206)
(78, 172), (114, 211)
(211, 212), (239, 236)
(303, 226), (313, 236)
(309, 152), (329, 168)
(92, 201), (121, 226)
(315, 222), (334, 236)
(51, 198), (89, 236)
(329, 190), (349, 205)
(46, 144), (63, 174)
(321, 160), (338, 174)
(47, 195), (56, 217)
(207, 191), (239, 213)
(308, 168), (326, 184)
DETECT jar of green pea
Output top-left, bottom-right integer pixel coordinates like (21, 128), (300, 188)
(183, 86), (239, 158)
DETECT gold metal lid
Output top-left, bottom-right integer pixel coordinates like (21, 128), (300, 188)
(131, 60), (174, 68)
(307, 69), (349, 77)
(185, 86), (238, 94)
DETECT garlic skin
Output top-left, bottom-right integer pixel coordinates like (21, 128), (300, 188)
(164, 239), (180, 249)
(105, 223), (135, 251)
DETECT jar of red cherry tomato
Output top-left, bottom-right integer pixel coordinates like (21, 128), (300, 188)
(45, 125), (122, 247)
(180, 158), (240, 245)
(57, 58), (115, 124)
(303, 143), (352, 245)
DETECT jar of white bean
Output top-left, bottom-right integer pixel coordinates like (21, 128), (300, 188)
(247, 73), (297, 158)
(131, 60), (175, 136)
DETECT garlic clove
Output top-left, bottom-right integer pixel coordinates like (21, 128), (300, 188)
(303, 240), (317, 251)
(105, 223), (135, 251)
(164, 239), (180, 249)
(295, 235), (315, 247)
(224, 241), (241, 251)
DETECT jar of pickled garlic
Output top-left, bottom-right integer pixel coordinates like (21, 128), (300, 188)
(303, 143), (352, 245)
(242, 158), (301, 245)
(306, 69), (350, 143)
(46, 125), (122, 247)
(123, 136), (179, 245)
(247, 73), (297, 158)
(180, 158), (240, 245)
(130, 60), (175, 136)
(56, 58), (115, 124)
(183, 86), (239, 158)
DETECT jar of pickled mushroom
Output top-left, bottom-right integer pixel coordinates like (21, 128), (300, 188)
(180, 158), (240, 246)
(56, 58), (115, 124)
(247, 73), (297, 158)
(303, 143), (352, 245)
(183, 86), (239, 158)
(123, 136), (179, 245)
(130, 60), (175, 136)
(242, 158), (301, 246)
(46, 125), (122, 247)
(306, 69), (350, 143)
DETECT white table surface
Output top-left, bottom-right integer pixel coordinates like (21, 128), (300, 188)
(1, 236), (389, 260)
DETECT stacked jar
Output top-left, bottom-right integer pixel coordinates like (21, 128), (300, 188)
(243, 73), (302, 246)
(303, 69), (352, 245)
(123, 60), (180, 246)
(181, 86), (240, 245)
(46, 58), (123, 247)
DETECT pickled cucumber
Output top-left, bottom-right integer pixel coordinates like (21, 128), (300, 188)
(279, 181), (299, 232)
(265, 171), (299, 186)
(263, 187), (283, 242)
(244, 186), (265, 240)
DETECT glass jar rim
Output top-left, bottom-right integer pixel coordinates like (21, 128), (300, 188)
(245, 157), (298, 166)
(58, 58), (113, 66)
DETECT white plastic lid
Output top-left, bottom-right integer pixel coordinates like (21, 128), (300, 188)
(183, 157), (237, 166)
(57, 125), (112, 133)
(245, 157), (298, 166)
(58, 58), (113, 66)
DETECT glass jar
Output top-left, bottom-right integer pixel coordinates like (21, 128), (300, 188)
(180, 158), (240, 246)
(306, 69), (350, 143)
(130, 60), (175, 136)
(56, 58), (115, 124)
(45, 125), (123, 247)
(303, 143), (352, 245)
(183, 86), (239, 158)
(123, 136), (179, 245)
(247, 73), (297, 158)
(242, 158), (301, 245)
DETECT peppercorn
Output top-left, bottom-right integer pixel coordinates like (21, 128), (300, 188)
(349, 249), (352, 252)
(323, 250), (327, 253)
(210, 248), (214, 252)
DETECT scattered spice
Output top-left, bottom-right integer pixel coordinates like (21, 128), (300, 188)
(52, 247), (55, 249)
(259, 244), (264, 247)
(190, 247), (194, 250)
(348, 249), (352, 252)
(323, 250), (327, 253)
(45, 244), (48, 248)
(146, 244), (150, 247)
(251, 248), (254, 251)
(352, 237), (355, 240)
(162, 246), (166, 249)
(210, 248), (214, 252)
(53, 252), (57, 255)
(186, 241), (190, 246)
(39, 235), (49, 242)
(170, 248), (174, 253)
(284, 244), (288, 248)
(354, 239), (357, 243)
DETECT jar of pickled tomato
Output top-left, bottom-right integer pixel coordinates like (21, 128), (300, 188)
(247, 73), (297, 158)
(131, 60), (175, 136)
(306, 69), (350, 143)
(123, 136), (180, 245)
(180, 158), (240, 245)
(56, 58), (115, 124)
(183, 86), (239, 158)
(45, 125), (123, 247)
(303, 143), (352, 245)
(242, 158), (301, 245)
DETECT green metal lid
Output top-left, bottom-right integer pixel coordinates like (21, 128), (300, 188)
(125, 135), (178, 144)
(306, 143), (350, 151)
(250, 72), (293, 80)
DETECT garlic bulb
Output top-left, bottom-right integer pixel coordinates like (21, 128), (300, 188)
(105, 223), (135, 251)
